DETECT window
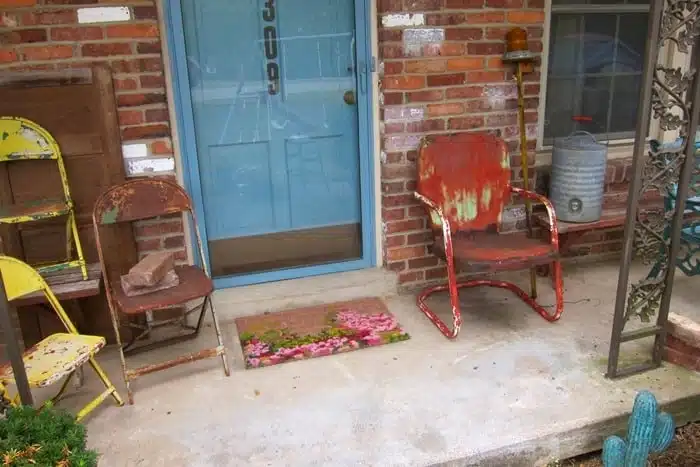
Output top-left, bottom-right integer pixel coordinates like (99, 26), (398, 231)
(543, 0), (650, 145)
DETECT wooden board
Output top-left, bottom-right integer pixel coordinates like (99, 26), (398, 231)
(0, 66), (137, 345)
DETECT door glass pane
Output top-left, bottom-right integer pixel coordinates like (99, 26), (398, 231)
(181, 0), (363, 278)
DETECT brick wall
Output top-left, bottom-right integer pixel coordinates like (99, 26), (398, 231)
(376, 1), (645, 285)
(377, 0), (547, 285)
(0, 0), (185, 263)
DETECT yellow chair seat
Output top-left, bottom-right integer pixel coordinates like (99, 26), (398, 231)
(0, 333), (105, 388)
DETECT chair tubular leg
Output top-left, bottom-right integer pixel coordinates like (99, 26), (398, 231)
(208, 297), (231, 377)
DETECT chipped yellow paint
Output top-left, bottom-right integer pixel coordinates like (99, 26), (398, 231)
(501, 151), (509, 169)
(0, 117), (87, 280)
(0, 256), (124, 419)
(481, 184), (492, 211)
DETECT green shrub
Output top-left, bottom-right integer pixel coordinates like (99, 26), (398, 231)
(0, 403), (98, 466)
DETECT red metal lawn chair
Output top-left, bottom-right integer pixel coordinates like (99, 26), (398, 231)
(414, 133), (564, 338)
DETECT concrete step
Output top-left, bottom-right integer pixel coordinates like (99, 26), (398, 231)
(211, 266), (398, 321)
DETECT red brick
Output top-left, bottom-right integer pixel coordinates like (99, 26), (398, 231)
(383, 208), (406, 222)
(446, 57), (484, 71)
(118, 110), (143, 126)
(383, 75), (425, 90)
(0, 28), (46, 44)
(114, 77), (138, 91)
(404, 0), (443, 10)
(386, 260), (407, 272)
(427, 102), (464, 117)
(385, 235), (407, 248)
(135, 220), (183, 237)
(381, 44), (404, 59)
(384, 123), (405, 134)
(51, 26), (102, 41)
(427, 73), (465, 87)
(409, 257), (439, 269)
(425, 266), (448, 280)
(425, 13), (466, 26)
(126, 251), (175, 288)
(445, 27), (483, 41)
(145, 107), (169, 122)
(136, 237), (161, 252)
(382, 181), (405, 194)
(406, 119), (445, 132)
(140, 74), (165, 88)
(122, 124), (169, 140)
(22, 9), (76, 25)
(664, 346), (700, 371)
(386, 219), (424, 234)
(82, 42), (131, 57)
(163, 235), (185, 249)
(378, 29), (403, 42)
(487, 57), (506, 70)
(446, 85), (484, 99)
(22, 44), (73, 60)
(399, 270), (424, 283)
(0, 0), (36, 5)
(378, 0), (402, 12)
(445, 0), (482, 6)
(383, 92), (403, 105)
(507, 11), (545, 24)
(382, 165), (416, 180)
(467, 42), (505, 55)
(387, 245), (426, 261)
(486, 0), (523, 6)
(384, 61), (403, 75)
(405, 59), (446, 73)
(106, 23), (159, 39)
(424, 43), (464, 56)
(406, 89), (443, 102)
(0, 48), (17, 63)
(137, 41), (161, 54)
(467, 70), (505, 82)
(485, 27), (511, 41)
(45, 0), (98, 3)
(407, 231), (433, 245)
(465, 12), (505, 24)
(448, 116), (485, 130)
(117, 92), (166, 107)
(383, 194), (415, 207)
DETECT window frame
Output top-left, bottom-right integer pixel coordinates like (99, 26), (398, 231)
(536, 0), (669, 163)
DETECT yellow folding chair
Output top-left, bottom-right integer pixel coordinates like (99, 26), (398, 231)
(0, 256), (123, 421)
(0, 116), (88, 280)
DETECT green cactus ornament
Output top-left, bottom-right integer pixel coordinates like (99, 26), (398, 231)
(602, 390), (675, 467)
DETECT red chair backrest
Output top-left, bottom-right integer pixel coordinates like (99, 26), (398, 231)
(93, 178), (192, 224)
(416, 133), (511, 233)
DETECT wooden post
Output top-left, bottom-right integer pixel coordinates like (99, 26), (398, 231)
(0, 269), (32, 406)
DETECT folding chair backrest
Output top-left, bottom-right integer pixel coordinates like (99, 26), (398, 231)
(93, 178), (192, 224)
(417, 132), (511, 234)
(0, 116), (72, 202)
(0, 256), (78, 334)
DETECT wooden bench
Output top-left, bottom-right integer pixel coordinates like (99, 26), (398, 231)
(533, 209), (627, 276)
(11, 263), (102, 307)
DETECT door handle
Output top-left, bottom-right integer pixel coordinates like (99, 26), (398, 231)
(343, 90), (356, 105)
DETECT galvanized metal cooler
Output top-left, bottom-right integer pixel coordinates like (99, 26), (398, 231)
(550, 131), (608, 223)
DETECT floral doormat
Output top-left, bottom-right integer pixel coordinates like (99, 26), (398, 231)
(235, 297), (410, 369)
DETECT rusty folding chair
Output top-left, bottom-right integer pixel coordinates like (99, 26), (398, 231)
(92, 179), (230, 404)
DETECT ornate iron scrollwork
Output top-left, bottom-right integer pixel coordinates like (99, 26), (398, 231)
(608, 0), (700, 378)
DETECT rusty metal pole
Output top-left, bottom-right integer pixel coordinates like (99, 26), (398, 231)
(0, 269), (32, 406)
(504, 27), (538, 298)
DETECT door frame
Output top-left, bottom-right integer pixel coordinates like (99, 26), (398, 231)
(161, 0), (377, 289)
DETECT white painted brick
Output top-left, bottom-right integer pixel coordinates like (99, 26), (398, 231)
(381, 13), (425, 28)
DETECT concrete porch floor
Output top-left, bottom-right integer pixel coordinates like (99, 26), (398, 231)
(38, 260), (700, 467)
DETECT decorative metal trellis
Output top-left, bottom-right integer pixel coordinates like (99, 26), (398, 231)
(607, 0), (700, 378)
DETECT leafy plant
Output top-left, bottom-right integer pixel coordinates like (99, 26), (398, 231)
(0, 403), (98, 467)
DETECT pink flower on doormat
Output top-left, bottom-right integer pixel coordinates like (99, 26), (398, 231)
(336, 309), (399, 334)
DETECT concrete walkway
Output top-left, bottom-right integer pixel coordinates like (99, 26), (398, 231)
(44, 260), (700, 467)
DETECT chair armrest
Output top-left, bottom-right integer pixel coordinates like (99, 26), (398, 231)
(413, 192), (455, 260)
(510, 187), (560, 247)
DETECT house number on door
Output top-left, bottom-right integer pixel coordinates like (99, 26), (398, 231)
(262, 0), (280, 95)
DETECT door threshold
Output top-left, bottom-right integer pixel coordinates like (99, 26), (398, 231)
(211, 267), (397, 321)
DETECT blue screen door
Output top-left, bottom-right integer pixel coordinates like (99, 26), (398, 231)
(180, 0), (364, 279)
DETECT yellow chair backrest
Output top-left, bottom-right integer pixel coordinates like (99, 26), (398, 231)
(0, 117), (60, 162)
(0, 256), (78, 334)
